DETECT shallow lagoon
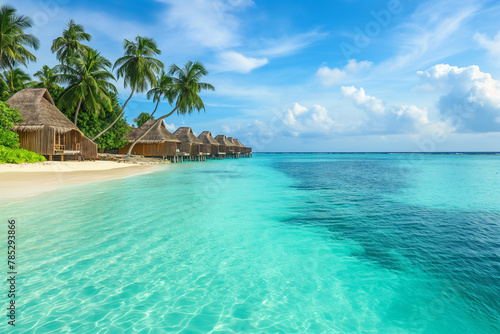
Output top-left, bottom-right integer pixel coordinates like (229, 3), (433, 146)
(2, 154), (499, 333)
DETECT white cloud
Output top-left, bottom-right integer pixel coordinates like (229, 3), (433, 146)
(291, 102), (307, 115)
(278, 103), (337, 136)
(316, 59), (372, 86)
(344, 59), (373, 73)
(475, 31), (500, 61)
(316, 67), (347, 86)
(379, 0), (478, 73)
(215, 51), (268, 73)
(163, 122), (176, 132)
(341, 86), (385, 114)
(253, 30), (328, 57)
(394, 105), (454, 135)
(417, 64), (500, 132)
(340, 85), (454, 135)
(158, 0), (254, 49)
(283, 102), (308, 127)
(309, 105), (335, 130)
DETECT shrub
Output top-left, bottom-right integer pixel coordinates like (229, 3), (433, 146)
(0, 145), (46, 164)
(0, 101), (23, 149)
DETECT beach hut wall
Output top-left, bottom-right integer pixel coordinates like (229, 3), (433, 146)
(173, 127), (203, 155)
(118, 118), (180, 156)
(6, 88), (97, 159)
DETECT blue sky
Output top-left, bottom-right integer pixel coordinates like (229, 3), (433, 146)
(6, 0), (500, 151)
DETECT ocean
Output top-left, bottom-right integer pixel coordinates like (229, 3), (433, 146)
(2, 153), (499, 333)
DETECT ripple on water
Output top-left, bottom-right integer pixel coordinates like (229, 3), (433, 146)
(1, 154), (499, 333)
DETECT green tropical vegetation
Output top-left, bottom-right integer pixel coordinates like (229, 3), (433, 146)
(65, 92), (129, 151)
(51, 19), (91, 63)
(134, 112), (151, 127)
(146, 70), (176, 118)
(32, 65), (61, 90)
(0, 145), (45, 163)
(57, 49), (117, 125)
(0, 101), (45, 163)
(125, 61), (214, 157)
(0, 5), (40, 70)
(0, 68), (33, 93)
(0, 4), (213, 162)
(0, 100), (21, 149)
(92, 36), (163, 141)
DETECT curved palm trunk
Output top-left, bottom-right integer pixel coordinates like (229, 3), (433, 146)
(91, 88), (135, 141)
(149, 100), (160, 118)
(73, 98), (82, 125)
(125, 106), (178, 158)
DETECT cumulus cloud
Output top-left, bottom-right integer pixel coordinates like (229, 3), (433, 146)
(417, 64), (500, 132)
(475, 31), (500, 61)
(393, 105), (453, 135)
(316, 59), (372, 86)
(215, 51), (268, 73)
(291, 102), (307, 115)
(278, 103), (337, 136)
(340, 86), (454, 135)
(283, 103), (308, 127)
(341, 86), (385, 114)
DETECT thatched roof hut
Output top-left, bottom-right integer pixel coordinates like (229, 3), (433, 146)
(215, 134), (232, 154)
(198, 131), (220, 155)
(6, 88), (97, 160)
(173, 127), (203, 155)
(118, 119), (180, 157)
(227, 137), (240, 153)
(234, 138), (252, 154)
(233, 138), (245, 149)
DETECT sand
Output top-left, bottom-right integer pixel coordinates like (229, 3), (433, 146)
(0, 161), (163, 200)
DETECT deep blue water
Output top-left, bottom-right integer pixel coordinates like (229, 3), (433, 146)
(1, 153), (499, 333)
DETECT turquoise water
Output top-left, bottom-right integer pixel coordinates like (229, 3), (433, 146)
(1, 154), (499, 333)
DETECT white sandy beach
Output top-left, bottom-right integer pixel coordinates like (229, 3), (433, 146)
(0, 161), (162, 200)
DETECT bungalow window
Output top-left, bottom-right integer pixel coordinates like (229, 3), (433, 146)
(54, 133), (65, 151)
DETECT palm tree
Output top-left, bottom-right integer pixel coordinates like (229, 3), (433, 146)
(57, 49), (117, 125)
(146, 70), (177, 118)
(0, 68), (32, 93)
(51, 19), (91, 63)
(32, 65), (61, 90)
(125, 61), (214, 157)
(0, 5), (40, 70)
(134, 112), (152, 127)
(91, 36), (163, 141)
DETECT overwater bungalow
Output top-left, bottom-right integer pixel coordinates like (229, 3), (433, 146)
(227, 137), (240, 156)
(198, 131), (221, 158)
(6, 88), (97, 161)
(215, 134), (233, 156)
(173, 127), (204, 160)
(118, 119), (180, 160)
(234, 139), (252, 157)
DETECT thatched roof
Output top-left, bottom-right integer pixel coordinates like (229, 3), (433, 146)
(227, 137), (237, 146)
(126, 119), (180, 144)
(7, 88), (81, 134)
(173, 127), (203, 144)
(215, 134), (232, 146)
(233, 139), (246, 148)
(198, 131), (219, 146)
